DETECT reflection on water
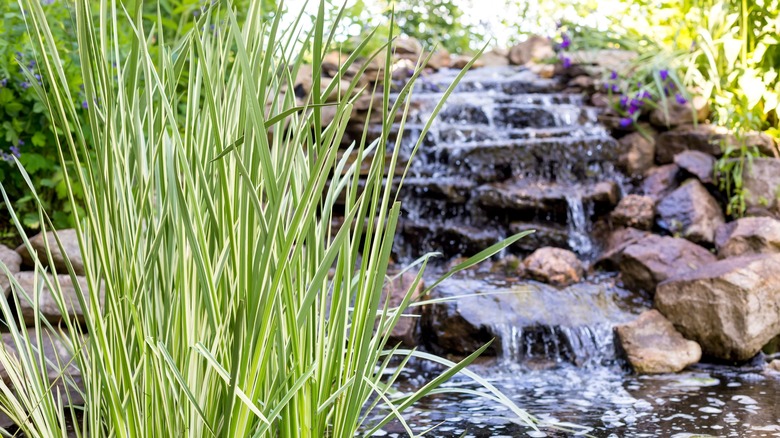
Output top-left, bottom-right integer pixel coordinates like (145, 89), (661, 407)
(371, 362), (780, 437)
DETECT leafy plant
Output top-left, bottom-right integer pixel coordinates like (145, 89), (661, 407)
(0, 0), (536, 436)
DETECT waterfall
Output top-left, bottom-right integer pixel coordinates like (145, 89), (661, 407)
(565, 193), (594, 257)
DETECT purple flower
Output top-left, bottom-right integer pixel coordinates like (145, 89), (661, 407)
(20, 81), (30, 89)
(9, 146), (20, 157)
(561, 56), (571, 69)
(659, 69), (669, 81)
(619, 95), (628, 107)
(619, 118), (633, 128)
(28, 60), (36, 68)
(17, 140), (23, 146)
(612, 84), (620, 92)
(82, 101), (88, 109)
(609, 70), (618, 80)
(560, 34), (571, 49)
(675, 93), (687, 104)
(0, 78), (6, 87)
(15, 52), (23, 59)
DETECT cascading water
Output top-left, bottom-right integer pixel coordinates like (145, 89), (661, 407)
(564, 193), (594, 257)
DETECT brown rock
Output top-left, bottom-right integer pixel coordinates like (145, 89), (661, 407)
(655, 254), (780, 361)
(619, 132), (656, 176)
(611, 195), (655, 230)
(9, 271), (103, 325)
(596, 227), (652, 270)
(427, 49), (451, 70)
(655, 124), (728, 164)
(649, 96), (709, 128)
(450, 55), (484, 70)
(741, 158), (780, 217)
(615, 309), (701, 374)
(508, 36), (554, 65)
(769, 360), (780, 373)
(642, 164), (680, 201)
(479, 49), (510, 67)
(656, 179), (725, 245)
(524, 247), (583, 286)
(0, 244), (21, 296)
(567, 75), (595, 91)
(322, 51), (345, 77)
(381, 272), (425, 347)
(715, 217), (780, 258)
(587, 181), (620, 207)
(16, 229), (85, 275)
(674, 150), (715, 184)
(394, 36), (423, 59)
(619, 234), (716, 293)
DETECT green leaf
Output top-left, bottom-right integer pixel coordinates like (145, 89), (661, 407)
(31, 131), (46, 147)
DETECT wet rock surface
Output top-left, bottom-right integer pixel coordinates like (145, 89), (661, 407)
(655, 179), (725, 245)
(611, 194), (655, 230)
(656, 254), (780, 361)
(615, 309), (701, 374)
(618, 234), (716, 293)
(655, 124), (727, 164)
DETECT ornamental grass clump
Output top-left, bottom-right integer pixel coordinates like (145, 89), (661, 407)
(0, 0), (535, 436)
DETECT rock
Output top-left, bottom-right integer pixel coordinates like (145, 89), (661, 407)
(293, 64), (313, 97)
(508, 222), (570, 253)
(322, 51), (345, 77)
(567, 75), (595, 91)
(450, 54), (484, 70)
(656, 179), (725, 245)
(649, 96), (709, 128)
(674, 150), (715, 184)
(16, 229), (85, 275)
(596, 227), (652, 270)
(524, 247), (583, 286)
(479, 50), (510, 67)
(655, 124), (729, 164)
(642, 164), (680, 201)
(715, 217), (780, 258)
(563, 49), (637, 72)
(741, 158), (780, 217)
(769, 360), (780, 373)
(508, 36), (554, 65)
(611, 195), (655, 231)
(655, 254), (780, 361)
(744, 131), (778, 157)
(381, 272), (425, 347)
(619, 234), (716, 293)
(0, 244), (22, 296)
(615, 309), (701, 374)
(8, 271), (102, 325)
(393, 36), (423, 59)
(618, 132), (656, 176)
(587, 181), (620, 207)
(490, 255), (524, 277)
(427, 49), (451, 70)
(320, 77), (355, 102)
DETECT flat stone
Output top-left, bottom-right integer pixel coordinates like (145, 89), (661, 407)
(615, 309), (701, 374)
(524, 247), (583, 286)
(715, 217), (780, 258)
(0, 244), (22, 297)
(611, 195), (655, 230)
(656, 179), (725, 245)
(16, 229), (85, 275)
(656, 254), (780, 361)
(642, 164), (680, 201)
(8, 271), (102, 325)
(619, 234), (716, 293)
(655, 124), (728, 164)
(508, 222), (570, 252)
(674, 150), (715, 184)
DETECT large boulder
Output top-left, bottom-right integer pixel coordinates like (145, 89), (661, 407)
(508, 36), (554, 65)
(427, 49), (451, 70)
(642, 164), (680, 201)
(619, 234), (716, 293)
(0, 244), (21, 295)
(596, 227), (652, 270)
(615, 309), (701, 374)
(655, 254), (780, 361)
(618, 131), (656, 176)
(8, 271), (101, 325)
(16, 229), (85, 275)
(674, 150), (715, 184)
(715, 217), (780, 258)
(655, 124), (728, 164)
(741, 158), (780, 217)
(656, 179), (725, 245)
(611, 195), (655, 230)
(523, 247), (583, 286)
(649, 96), (709, 128)
(479, 49), (510, 67)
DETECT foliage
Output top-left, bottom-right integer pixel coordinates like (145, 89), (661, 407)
(559, 0), (780, 216)
(0, 0), (536, 436)
(382, 0), (483, 54)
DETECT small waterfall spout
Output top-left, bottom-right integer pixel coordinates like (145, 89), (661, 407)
(564, 193), (594, 257)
